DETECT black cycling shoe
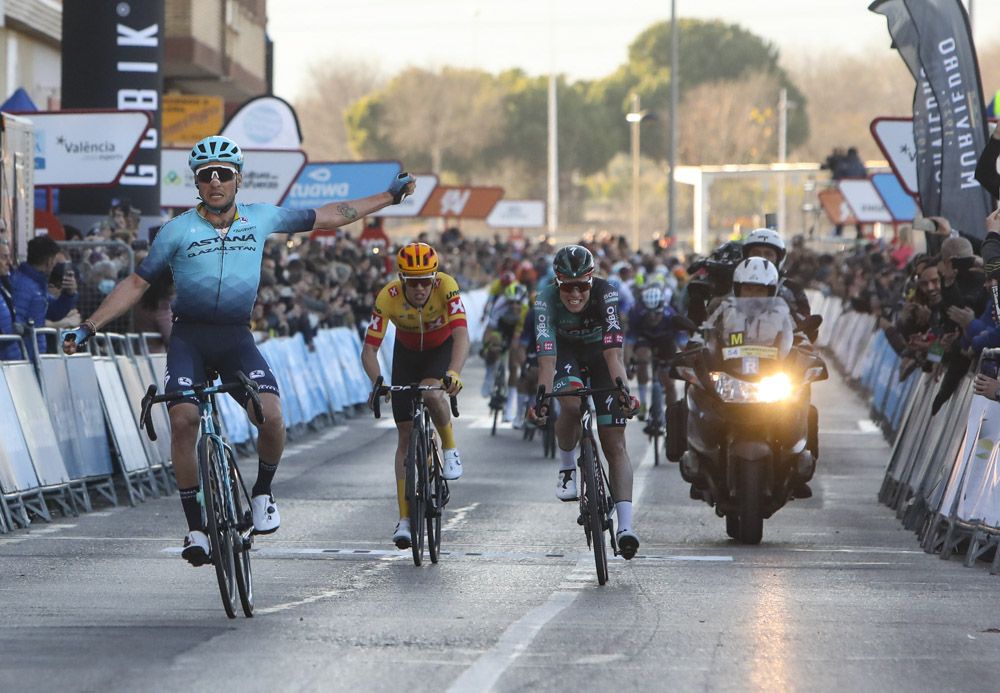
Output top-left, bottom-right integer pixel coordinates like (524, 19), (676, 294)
(617, 529), (639, 560)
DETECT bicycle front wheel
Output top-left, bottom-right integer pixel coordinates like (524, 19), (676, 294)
(199, 436), (238, 618)
(580, 439), (608, 585)
(427, 445), (443, 564)
(406, 424), (427, 566)
(228, 449), (254, 617)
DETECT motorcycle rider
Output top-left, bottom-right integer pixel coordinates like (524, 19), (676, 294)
(698, 258), (815, 498)
(741, 228), (816, 339)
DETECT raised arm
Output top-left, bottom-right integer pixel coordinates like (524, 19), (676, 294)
(312, 173), (415, 230)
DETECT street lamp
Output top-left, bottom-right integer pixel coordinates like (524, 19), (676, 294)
(626, 93), (657, 252)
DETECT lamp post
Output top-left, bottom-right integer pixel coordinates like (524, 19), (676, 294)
(626, 93), (657, 252)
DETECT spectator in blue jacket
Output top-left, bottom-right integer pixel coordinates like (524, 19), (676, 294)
(11, 235), (78, 355)
(0, 238), (23, 360)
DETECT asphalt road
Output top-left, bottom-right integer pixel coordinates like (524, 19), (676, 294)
(2, 360), (999, 693)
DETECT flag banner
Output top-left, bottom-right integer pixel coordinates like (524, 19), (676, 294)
(871, 0), (993, 238)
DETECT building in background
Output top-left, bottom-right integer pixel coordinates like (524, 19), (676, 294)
(0, 0), (62, 109)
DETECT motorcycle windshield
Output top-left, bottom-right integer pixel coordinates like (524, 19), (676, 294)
(704, 297), (795, 377)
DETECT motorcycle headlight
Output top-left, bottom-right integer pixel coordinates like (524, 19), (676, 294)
(711, 372), (794, 403)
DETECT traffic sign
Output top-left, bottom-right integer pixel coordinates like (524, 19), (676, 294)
(281, 161), (401, 210)
(870, 117), (918, 196)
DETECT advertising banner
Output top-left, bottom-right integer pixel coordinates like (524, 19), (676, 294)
(221, 95), (303, 150)
(373, 174), (438, 218)
(161, 148), (307, 208)
(27, 111), (150, 187)
(871, 172), (919, 222)
(281, 161), (401, 210)
(838, 179), (894, 223)
(60, 0), (164, 215)
(870, 0), (993, 239)
(818, 187), (858, 226)
(486, 200), (546, 228)
(419, 186), (504, 219)
(162, 95), (224, 147)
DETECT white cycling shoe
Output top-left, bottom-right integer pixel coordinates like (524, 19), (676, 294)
(182, 530), (211, 566)
(393, 519), (412, 549)
(556, 468), (578, 502)
(442, 449), (463, 480)
(251, 494), (280, 535)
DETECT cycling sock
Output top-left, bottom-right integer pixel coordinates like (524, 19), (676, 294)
(638, 384), (649, 407)
(615, 500), (634, 533)
(397, 479), (409, 518)
(437, 422), (456, 450)
(252, 460), (279, 497)
(559, 446), (576, 471)
(179, 486), (203, 531)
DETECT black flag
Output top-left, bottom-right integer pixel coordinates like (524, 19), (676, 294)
(870, 0), (993, 239)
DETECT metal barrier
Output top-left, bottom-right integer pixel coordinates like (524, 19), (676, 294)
(821, 302), (1000, 575)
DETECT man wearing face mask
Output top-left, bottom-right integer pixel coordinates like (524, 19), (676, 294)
(62, 135), (416, 566)
(11, 234), (78, 356)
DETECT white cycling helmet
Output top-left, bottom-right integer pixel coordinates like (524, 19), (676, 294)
(641, 284), (665, 310)
(732, 257), (779, 296)
(742, 227), (786, 268)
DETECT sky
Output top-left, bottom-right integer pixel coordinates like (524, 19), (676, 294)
(268, 0), (1000, 101)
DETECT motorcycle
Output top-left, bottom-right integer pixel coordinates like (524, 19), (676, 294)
(666, 297), (827, 544)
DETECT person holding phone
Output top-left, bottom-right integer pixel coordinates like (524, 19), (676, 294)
(10, 235), (78, 356)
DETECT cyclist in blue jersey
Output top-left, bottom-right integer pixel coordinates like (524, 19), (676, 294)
(63, 135), (415, 565)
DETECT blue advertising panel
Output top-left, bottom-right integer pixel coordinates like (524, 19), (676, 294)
(281, 160), (401, 210)
(871, 172), (918, 222)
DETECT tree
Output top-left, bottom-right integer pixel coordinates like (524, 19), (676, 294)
(346, 67), (505, 176)
(293, 60), (384, 161)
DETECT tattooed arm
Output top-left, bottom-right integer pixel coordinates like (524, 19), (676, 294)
(312, 192), (394, 230)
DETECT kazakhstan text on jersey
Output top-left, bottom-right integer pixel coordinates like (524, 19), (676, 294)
(137, 203), (314, 324)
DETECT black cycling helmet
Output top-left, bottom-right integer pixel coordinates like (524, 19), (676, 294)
(553, 245), (595, 279)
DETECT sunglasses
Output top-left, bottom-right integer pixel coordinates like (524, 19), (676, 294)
(557, 277), (593, 294)
(402, 275), (435, 288)
(195, 167), (237, 184)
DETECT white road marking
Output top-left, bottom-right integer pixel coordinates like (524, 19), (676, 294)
(447, 560), (589, 693)
(443, 502), (479, 532)
(857, 419), (880, 433)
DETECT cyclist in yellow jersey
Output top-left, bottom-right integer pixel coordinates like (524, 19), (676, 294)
(362, 241), (469, 549)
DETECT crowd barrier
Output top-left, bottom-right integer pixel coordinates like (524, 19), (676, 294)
(0, 286), (491, 534)
(808, 288), (1000, 575)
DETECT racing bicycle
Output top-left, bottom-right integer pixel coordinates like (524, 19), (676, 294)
(372, 376), (458, 566)
(139, 370), (262, 618)
(536, 377), (632, 585)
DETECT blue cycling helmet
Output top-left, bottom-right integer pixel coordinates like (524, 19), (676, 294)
(188, 135), (244, 172)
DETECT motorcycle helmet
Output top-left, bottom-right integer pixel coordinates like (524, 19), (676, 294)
(188, 135), (244, 172)
(742, 227), (786, 268)
(553, 245), (595, 280)
(732, 257), (779, 296)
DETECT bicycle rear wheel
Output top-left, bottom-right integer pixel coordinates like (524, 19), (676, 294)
(580, 439), (608, 585)
(199, 436), (238, 618)
(406, 423), (427, 566)
(228, 449), (254, 617)
(427, 444), (444, 564)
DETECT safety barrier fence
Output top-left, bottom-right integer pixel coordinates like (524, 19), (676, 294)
(0, 287), (490, 534)
(807, 288), (1000, 574)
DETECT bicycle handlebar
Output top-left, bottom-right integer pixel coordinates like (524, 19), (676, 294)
(370, 375), (460, 419)
(534, 377), (633, 421)
(138, 370), (264, 442)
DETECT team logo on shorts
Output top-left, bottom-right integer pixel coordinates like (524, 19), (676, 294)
(250, 369), (265, 379)
(603, 335), (613, 344)
(178, 377), (193, 386)
(543, 341), (553, 351)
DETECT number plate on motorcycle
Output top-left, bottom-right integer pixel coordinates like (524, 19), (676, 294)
(722, 345), (779, 360)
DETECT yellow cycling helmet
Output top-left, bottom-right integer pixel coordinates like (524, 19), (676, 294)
(397, 241), (439, 277)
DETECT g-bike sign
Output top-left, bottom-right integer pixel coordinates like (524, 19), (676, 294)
(281, 160), (401, 210)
